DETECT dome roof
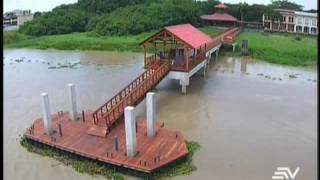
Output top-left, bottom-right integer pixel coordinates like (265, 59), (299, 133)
(215, 3), (229, 9)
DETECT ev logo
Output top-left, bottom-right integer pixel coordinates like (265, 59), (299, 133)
(272, 167), (300, 179)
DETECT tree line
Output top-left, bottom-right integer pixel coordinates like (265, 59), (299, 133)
(19, 0), (307, 36)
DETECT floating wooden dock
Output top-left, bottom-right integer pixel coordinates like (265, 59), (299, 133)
(24, 111), (188, 173)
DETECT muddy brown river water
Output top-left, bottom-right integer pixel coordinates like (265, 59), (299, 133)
(4, 49), (317, 180)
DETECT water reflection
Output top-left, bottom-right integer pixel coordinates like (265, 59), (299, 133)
(240, 57), (247, 73)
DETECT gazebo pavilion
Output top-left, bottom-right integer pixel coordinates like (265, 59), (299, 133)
(200, 3), (239, 26)
(140, 24), (212, 72)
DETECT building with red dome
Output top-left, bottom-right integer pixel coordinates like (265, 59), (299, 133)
(200, 3), (238, 26)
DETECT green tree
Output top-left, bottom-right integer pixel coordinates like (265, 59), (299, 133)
(270, 0), (303, 11)
(239, 2), (249, 22)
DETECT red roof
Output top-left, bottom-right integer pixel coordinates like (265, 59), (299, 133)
(200, 13), (238, 22)
(165, 24), (212, 49)
(215, 3), (229, 9)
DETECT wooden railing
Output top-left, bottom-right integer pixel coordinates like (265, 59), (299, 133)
(145, 54), (157, 67)
(188, 51), (206, 71)
(92, 61), (172, 131)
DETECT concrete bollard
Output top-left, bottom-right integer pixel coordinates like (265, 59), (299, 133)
(146, 92), (156, 137)
(124, 106), (137, 157)
(41, 93), (53, 135)
(114, 136), (119, 152)
(58, 124), (63, 136)
(68, 83), (78, 121)
(82, 110), (85, 123)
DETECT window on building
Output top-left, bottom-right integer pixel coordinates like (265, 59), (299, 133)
(283, 16), (286, 21)
(312, 19), (316, 26)
(297, 17), (302, 24)
(305, 18), (309, 25)
(289, 17), (293, 22)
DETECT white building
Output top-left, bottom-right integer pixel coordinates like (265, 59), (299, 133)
(262, 9), (318, 35)
(3, 9), (33, 31)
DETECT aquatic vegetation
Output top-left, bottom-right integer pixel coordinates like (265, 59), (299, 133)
(264, 75), (271, 79)
(20, 136), (200, 180)
(48, 62), (80, 69)
(288, 74), (297, 79)
(14, 58), (24, 63)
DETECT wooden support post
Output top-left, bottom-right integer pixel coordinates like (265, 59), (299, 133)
(154, 42), (157, 60)
(143, 45), (146, 67)
(164, 32), (167, 58)
(186, 47), (189, 71)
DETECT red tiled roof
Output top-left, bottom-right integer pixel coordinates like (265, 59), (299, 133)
(215, 3), (229, 9)
(200, 13), (238, 22)
(165, 24), (212, 49)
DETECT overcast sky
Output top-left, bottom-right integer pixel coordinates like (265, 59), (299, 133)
(3, 0), (318, 13)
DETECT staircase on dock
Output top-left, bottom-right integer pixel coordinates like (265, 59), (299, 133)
(89, 60), (171, 136)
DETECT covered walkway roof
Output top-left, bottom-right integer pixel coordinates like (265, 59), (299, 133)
(140, 24), (212, 49)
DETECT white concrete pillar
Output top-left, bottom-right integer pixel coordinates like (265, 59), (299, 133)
(146, 92), (156, 137)
(181, 85), (187, 94)
(308, 27), (311, 34)
(124, 106), (137, 157)
(41, 93), (53, 135)
(232, 43), (236, 52)
(68, 83), (78, 121)
(179, 73), (189, 94)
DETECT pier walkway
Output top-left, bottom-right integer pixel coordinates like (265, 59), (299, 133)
(91, 26), (241, 134)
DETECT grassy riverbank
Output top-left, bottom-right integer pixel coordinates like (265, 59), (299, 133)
(4, 26), (224, 52)
(231, 32), (317, 66)
(4, 31), (152, 52)
(4, 28), (317, 66)
(20, 136), (200, 180)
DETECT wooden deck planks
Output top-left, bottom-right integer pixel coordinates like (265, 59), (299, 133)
(24, 111), (188, 173)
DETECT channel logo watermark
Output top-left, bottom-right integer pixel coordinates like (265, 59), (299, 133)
(272, 167), (300, 179)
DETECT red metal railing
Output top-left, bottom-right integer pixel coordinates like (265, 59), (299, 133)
(92, 61), (172, 131)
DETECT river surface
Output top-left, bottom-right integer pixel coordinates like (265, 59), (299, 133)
(3, 49), (317, 180)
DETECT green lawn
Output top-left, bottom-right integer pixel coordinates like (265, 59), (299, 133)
(4, 28), (317, 66)
(199, 26), (227, 37)
(4, 31), (155, 52)
(3, 26), (224, 52)
(235, 32), (318, 66)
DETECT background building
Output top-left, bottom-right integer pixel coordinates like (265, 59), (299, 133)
(262, 9), (318, 35)
(200, 3), (238, 26)
(3, 9), (33, 31)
